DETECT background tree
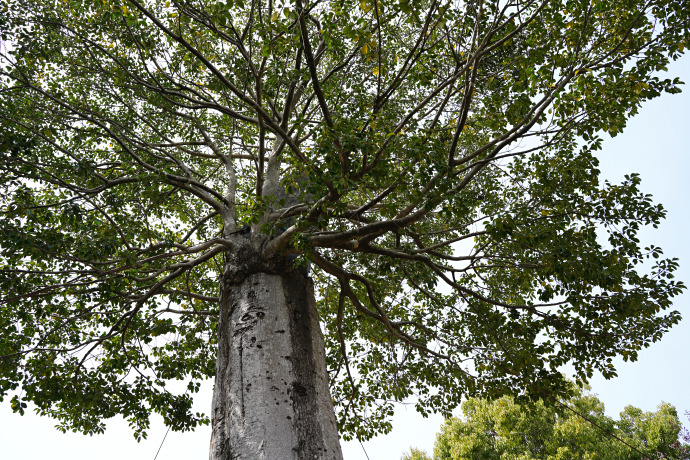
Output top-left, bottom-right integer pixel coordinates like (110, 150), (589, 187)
(0, 0), (688, 458)
(403, 448), (433, 460)
(402, 388), (689, 460)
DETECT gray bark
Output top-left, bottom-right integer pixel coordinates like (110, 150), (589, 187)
(209, 247), (342, 460)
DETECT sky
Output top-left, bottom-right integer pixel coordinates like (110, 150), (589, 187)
(1, 56), (688, 460)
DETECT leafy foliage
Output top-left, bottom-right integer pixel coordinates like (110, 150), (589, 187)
(402, 388), (689, 459)
(0, 0), (688, 441)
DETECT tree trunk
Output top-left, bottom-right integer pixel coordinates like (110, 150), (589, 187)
(209, 252), (343, 460)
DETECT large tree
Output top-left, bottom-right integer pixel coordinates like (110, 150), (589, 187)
(0, 0), (688, 458)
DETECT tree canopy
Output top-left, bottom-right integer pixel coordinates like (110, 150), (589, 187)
(0, 0), (688, 443)
(402, 388), (690, 459)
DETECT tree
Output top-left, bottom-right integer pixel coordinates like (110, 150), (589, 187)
(403, 448), (433, 460)
(0, 0), (688, 458)
(402, 388), (690, 459)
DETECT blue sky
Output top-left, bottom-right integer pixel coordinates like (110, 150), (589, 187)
(1, 56), (688, 460)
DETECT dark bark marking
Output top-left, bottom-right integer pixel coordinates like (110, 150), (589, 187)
(284, 272), (328, 460)
(292, 382), (308, 397)
(238, 337), (245, 419)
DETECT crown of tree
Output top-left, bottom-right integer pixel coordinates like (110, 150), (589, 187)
(0, 0), (687, 452)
